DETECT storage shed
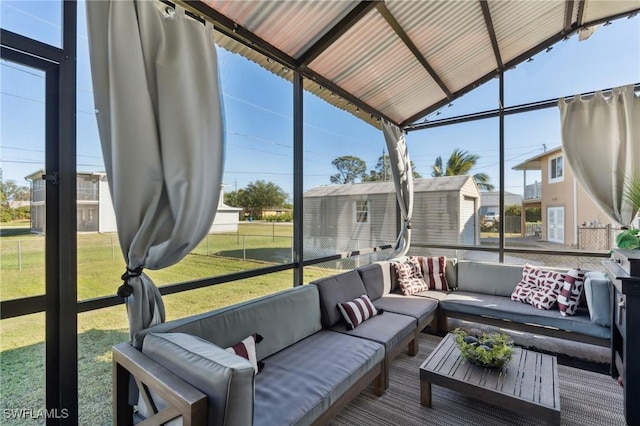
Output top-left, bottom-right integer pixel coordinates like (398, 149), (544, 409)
(303, 175), (480, 253)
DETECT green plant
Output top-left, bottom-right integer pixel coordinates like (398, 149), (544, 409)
(453, 328), (514, 368)
(616, 175), (640, 249)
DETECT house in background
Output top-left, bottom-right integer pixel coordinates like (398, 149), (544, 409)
(26, 170), (116, 233)
(261, 207), (292, 218)
(513, 147), (613, 248)
(26, 170), (240, 234)
(210, 187), (242, 233)
(303, 175), (480, 253)
(479, 191), (523, 218)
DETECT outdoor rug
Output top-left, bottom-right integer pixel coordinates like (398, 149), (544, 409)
(330, 333), (625, 426)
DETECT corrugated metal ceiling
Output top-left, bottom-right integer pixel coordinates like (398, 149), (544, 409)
(182, 0), (639, 128)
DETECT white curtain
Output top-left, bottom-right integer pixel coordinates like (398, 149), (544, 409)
(87, 0), (224, 339)
(382, 120), (414, 258)
(559, 85), (640, 227)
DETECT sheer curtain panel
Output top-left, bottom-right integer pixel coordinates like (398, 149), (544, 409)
(87, 0), (225, 339)
(383, 120), (414, 258)
(559, 85), (640, 227)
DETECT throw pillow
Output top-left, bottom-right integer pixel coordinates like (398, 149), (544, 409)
(557, 268), (585, 316)
(225, 333), (264, 375)
(511, 264), (540, 303)
(526, 269), (566, 310)
(412, 256), (449, 291)
(337, 294), (383, 330)
(393, 258), (429, 296)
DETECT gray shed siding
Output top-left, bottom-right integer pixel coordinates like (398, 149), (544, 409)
(303, 176), (480, 252)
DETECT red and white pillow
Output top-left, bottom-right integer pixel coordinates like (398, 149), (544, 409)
(412, 256), (449, 291)
(511, 264), (540, 303)
(557, 268), (585, 316)
(337, 294), (382, 330)
(225, 333), (264, 375)
(526, 269), (566, 310)
(393, 258), (429, 296)
(511, 264), (565, 310)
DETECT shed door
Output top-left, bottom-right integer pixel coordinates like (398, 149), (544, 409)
(461, 197), (476, 244)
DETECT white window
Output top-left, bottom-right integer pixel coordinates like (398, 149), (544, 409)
(354, 200), (369, 223)
(549, 155), (564, 183)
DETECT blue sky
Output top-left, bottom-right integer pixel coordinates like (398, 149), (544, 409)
(1, 1), (639, 202)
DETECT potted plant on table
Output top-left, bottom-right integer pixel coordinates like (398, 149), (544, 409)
(453, 328), (514, 369)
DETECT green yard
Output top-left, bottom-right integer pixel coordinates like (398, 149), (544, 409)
(0, 222), (336, 425)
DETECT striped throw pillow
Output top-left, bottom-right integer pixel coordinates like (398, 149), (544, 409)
(557, 268), (585, 316)
(337, 294), (382, 330)
(413, 256), (449, 290)
(225, 333), (264, 375)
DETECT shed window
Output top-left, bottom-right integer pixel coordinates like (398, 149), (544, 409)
(355, 200), (369, 223)
(549, 155), (563, 183)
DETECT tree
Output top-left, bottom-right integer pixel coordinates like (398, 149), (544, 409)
(0, 180), (30, 208)
(330, 156), (367, 184)
(362, 154), (422, 181)
(227, 180), (288, 219)
(431, 148), (494, 191)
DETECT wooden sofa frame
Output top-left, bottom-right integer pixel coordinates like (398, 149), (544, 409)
(112, 341), (385, 426)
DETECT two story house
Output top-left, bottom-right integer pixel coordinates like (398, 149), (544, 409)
(513, 147), (613, 249)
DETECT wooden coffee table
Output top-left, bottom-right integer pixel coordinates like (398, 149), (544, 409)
(420, 333), (561, 425)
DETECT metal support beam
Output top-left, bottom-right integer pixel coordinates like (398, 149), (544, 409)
(498, 72), (505, 263)
(480, 0), (503, 70)
(564, 0), (576, 33)
(576, 0), (586, 27)
(54, 2), (78, 423)
(376, 3), (452, 98)
(293, 72), (304, 286)
(298, 1), (378, 66)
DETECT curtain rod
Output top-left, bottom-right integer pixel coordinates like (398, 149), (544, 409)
(405, 82), (640, 132)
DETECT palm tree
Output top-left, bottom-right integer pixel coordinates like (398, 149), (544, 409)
(431, 149), (494, 191)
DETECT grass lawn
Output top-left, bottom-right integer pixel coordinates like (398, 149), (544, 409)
(0, 221), (339, 425)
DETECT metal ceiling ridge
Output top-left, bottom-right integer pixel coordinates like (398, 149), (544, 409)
(178, 0), (397, 125)
(399, 6), (640, 128)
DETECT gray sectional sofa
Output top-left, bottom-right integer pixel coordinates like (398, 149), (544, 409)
(112, 257), (610, 425)
(114, 277), (429, 426)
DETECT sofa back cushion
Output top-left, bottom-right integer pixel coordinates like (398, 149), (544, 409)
(311, 269), (367, 327)
(357, 262), (391, 301)
(456, 261), (525, 296)
(142, 332), (254, 426)
(133, 285), (322, 360)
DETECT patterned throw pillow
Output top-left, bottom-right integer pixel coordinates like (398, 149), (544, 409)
(412, 256), (449, 291)
(511, 264), (540, 303)
(225, 333), (264, 375)
(337, 294), (382, 330)
(526, 269), (566, 310)
(393, 258), (429, 296)
(557, 268), (585, 316)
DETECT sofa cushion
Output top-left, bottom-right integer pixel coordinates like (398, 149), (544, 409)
(338, 294), (382, 329)
(413, 256), (449, 290)
(557, 268), (586, 316)
(133, 285), (322, 360)
(357, 262), (391, 300)
(457, 261), (525, 296)
(440, 291), (610, 340)
(254, 330), (384, 426)
(584, 271), (611, 327)
(372, 292), (438, 326)
(142, 332), (255, 426)
(329, 311), (416, 353)
(311, 270), (368, 327)
(393, 258), (429, 295)
(414, 289), (450, 302)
